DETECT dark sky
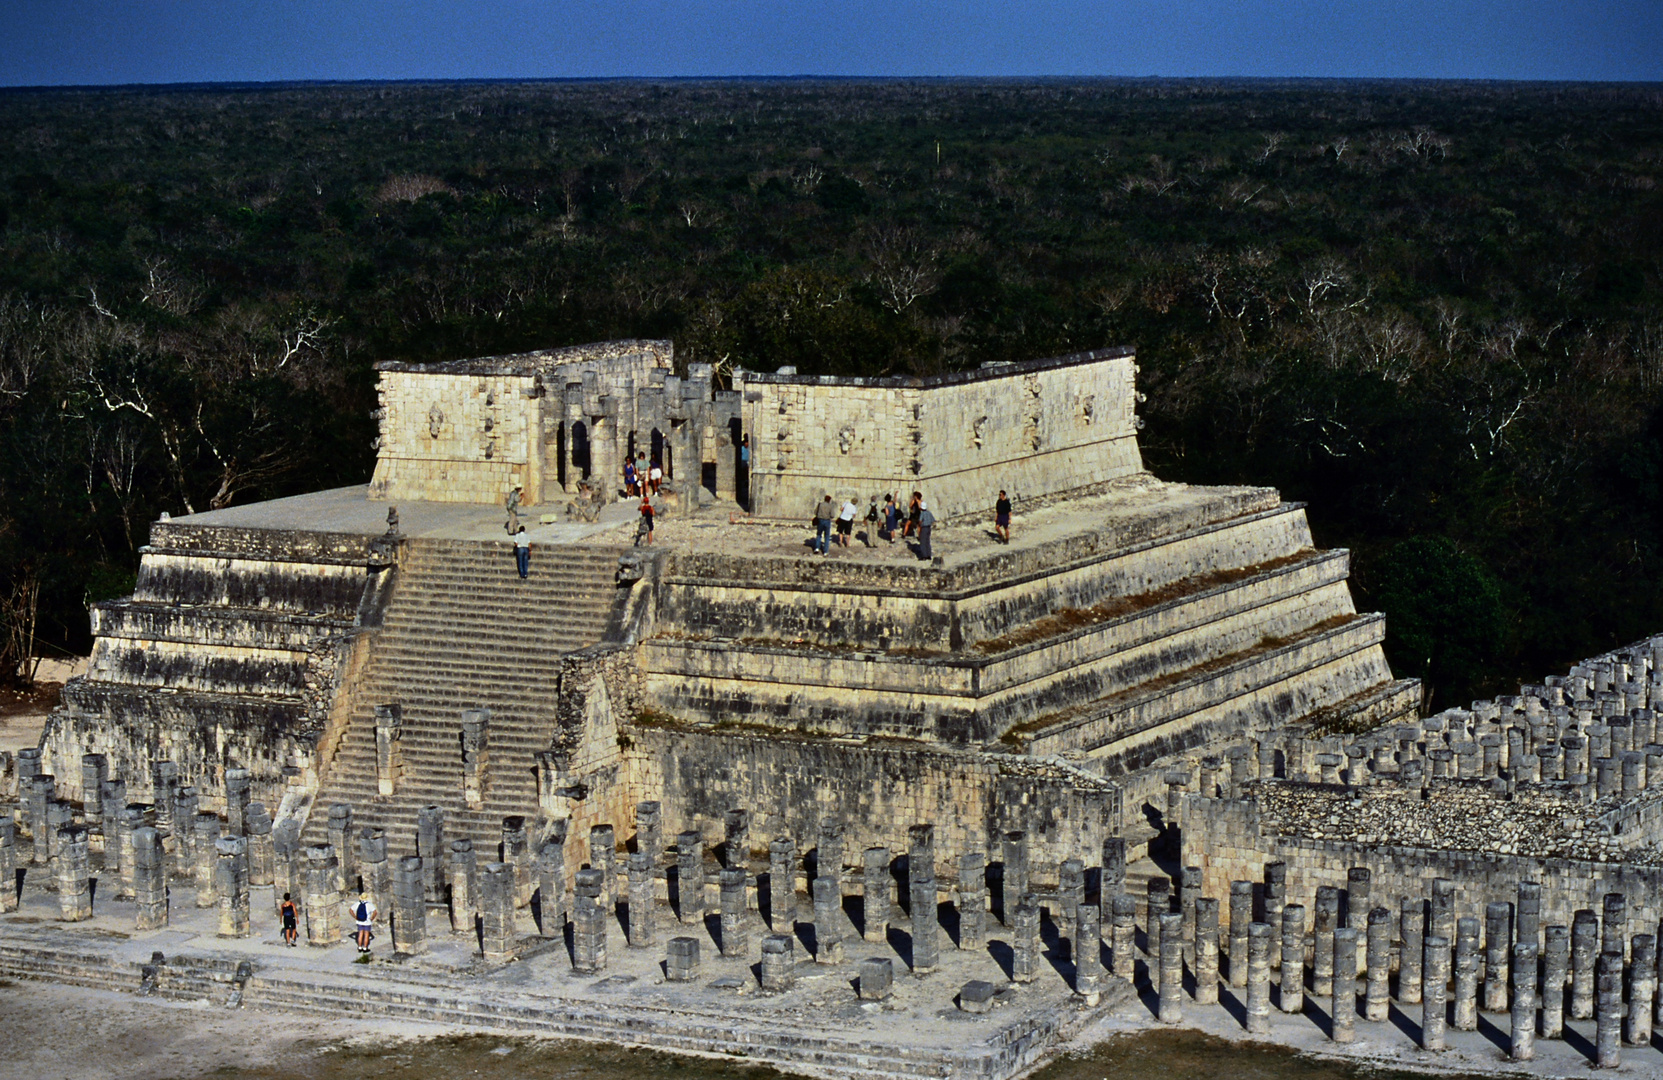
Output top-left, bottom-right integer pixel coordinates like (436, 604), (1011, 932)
(2, 0), (1660, 86)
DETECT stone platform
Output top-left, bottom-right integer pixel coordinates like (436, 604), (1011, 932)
(0, 871), (1126, 1080)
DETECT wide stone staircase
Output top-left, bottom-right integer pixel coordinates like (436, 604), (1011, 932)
(301, 537), (627, 861)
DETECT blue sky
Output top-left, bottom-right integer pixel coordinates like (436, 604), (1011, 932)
(2, 1), (1660, 86)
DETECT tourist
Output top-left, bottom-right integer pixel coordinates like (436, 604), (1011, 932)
(635, 495), (655, 546)
(649, 456), (664, 495)
(995, 489), (1012, 544)
(504, 486), (523, 535)
(623, 457), (638, 497)
(514, 525), (530, 579)
(917, 500), (935, 561)
(837, 496), (857, 547)
(354, 892), (377, 954)
(864, 496), (880, 547)
(883, 494), (900, 542)
(813, 494), (835, 555)
(906, 491), (922, 538)
(279, 892), (299, 946)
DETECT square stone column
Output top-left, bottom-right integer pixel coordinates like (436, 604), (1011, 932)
(216, 836), (250, 938)
(374, 704), (403, 796)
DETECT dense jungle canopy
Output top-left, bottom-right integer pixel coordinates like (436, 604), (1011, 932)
(0, 78), (1660, 708)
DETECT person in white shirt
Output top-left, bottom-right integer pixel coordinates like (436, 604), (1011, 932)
(837, 498), (857, 548)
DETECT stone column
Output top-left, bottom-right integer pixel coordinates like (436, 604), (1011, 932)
(483, 861), (518, 962)
(767, 835), (794, 934)
(761, 934), (794, 991)
(272, 820), (301, 919)
(396, 857), (430, 954)
(1602, 891), (1627, 960)
(1430, 877), (1456, 944)
(1076, 902), (1104, 1003)
(25, 775), (52, 864)
(812, 874), (844, 964)
(304, 845), (341, 945)
(1159, 912), (1185, 1024)
(80, 754), (107, 830)
(1177, 865), (1201, 954)
(1245, 921), (1271, 1034)
(216, 836), (250, 938)
(666, 936), (700, 982)
(1596, 952), (1623, 1068)
(958, 849), (986, 951)
(133, 825), (168, 930)
(1423, 934), (1450, 1050)
(627, 850), (655, 949)
(1501, 939), (1534, 1058)
(1110, 893), (1137, 980)
(1195, 897), (1220, 1005)
(1316, 752), (1341, 783)
(863, 847), (890, 943)
(1145, 877), (1170, 955)
(246, 803), (274, 888)
(99, 777), (127, 861)
(1100, 836), (1125, 906)
(0, 819), (14, 914)
(1313, 885), (1339, 996)
(1263, 861), (1286, 969)
(1332, 926), (1358, 1043)
(572, 865), (605, 971)
(816, 818), (843, 882)
(1453, 915), (1479, 1031)
(860, 956), (894, 1000)
(1400, 896), (1424, 1005)
(1060, 857), (1086, 933)
(1280, 904), (1305, 1013)
(374, 703), (403, 796)
(454, 838), (482, 934)
(360, 828), (390, 926)
(911, 860), (938, 974)
(719, 866), (748, 959)
(461, 708), (488, 809)
(56, 825), (91, 921)
(505, 816), (532, 908)
(1012, 896), (1040, 983)
(1229, 880), (1252, 987)
(44, 799), (73, 867)
(1001, 831), (1028, 927)
(1573, 910), (1599, 1019)
(1343, 867), (1370, 975)
(1629, 934), (1656, 1046)
(1366, 907), (1391, 1021)
(327, 804), (355, 895)
(1542, 923), (1569, 1039)
(223, 768), (251, 836)
(192, 812), (220, 908)
(723, 808), (749, 870)
(116, 806), (144, 899)
(1517, 880), (1541, 951)
(635, 801), (662, 871)
(417, 805), (447, 906)
(1484, 900), (1512, 1012)
(677, 829), (704, 925)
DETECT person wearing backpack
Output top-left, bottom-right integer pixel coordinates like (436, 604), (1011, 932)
(354, 892), (377, 954)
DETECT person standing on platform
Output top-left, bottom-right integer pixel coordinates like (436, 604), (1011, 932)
(837, 496), (857, 548)
(354, 892), (377, 954)
(917, 501), (936, 561)
(514, 525), (531, 579)
(864, 496), (880, 548)
(813, 494), (834, 555)
(994, 490), (1012, 544)
(635, 495), (655, 546)
(883, 494), (900, 543)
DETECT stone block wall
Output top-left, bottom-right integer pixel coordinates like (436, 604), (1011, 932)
(742, 349), (1143, 522)
(623, 722), (1119, 881)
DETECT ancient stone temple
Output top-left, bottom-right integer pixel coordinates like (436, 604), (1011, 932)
(38, 340), (1415, 885)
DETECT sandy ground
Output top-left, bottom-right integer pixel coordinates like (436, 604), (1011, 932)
(0, 979), (451, 1080)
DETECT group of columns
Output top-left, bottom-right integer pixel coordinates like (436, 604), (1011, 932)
(6, 749), (264, 936)
(1147, 860), (1663, 1067)
(1201, 640), (1663, 799)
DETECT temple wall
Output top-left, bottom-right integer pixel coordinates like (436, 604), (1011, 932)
(742, 350), (1142, 522)
(623, 723), (1119, 882)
